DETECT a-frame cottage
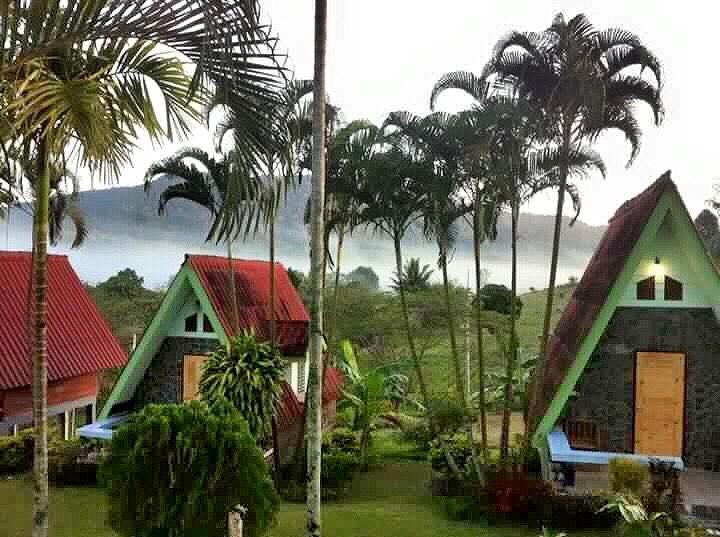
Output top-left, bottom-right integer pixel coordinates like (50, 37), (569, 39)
(533, 172), (720, 479)
(0, 252), (127, 438)
(81, 254), (341, 462)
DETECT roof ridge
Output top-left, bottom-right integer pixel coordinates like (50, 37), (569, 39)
(609, 170), (674, 223)
(0, 250), (69, 259)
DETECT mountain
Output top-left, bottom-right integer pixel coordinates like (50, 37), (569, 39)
(2, 179), (606, 290)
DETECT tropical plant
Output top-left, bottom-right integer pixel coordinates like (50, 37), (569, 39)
(199, 332), (285, 439)
(384, 110), (482, 477)
(307, 1), (329, 533)
(102, 400), (280, 537)
(336, 339), (408, 466)
(0, 148), (88, 248)
(0, 4), (283, 534)
(391, 258), (434, 293)
(480, 14), (664, 425)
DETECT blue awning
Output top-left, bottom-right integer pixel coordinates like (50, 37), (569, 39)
(77, 413), (130, 441)
(548, 430), (684, 470)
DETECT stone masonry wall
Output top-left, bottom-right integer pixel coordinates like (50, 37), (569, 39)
(564, 307), (720, 470)
(132, 337), (218, 408)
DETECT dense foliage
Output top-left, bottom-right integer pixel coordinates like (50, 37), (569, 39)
(200, 332), (285, 438)
(102, 401), (279, 537)
(479, 284), (523, 316)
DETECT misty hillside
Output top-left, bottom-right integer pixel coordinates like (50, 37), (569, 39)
(2, 179), (606, 289)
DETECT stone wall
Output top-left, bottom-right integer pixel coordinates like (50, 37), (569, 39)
(564, 307), (720, 470)
(132, 337), (218, 408)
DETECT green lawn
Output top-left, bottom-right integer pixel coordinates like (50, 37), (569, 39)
(0, 460), (597, 537)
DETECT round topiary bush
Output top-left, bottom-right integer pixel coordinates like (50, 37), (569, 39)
(101, 400), (280, 537)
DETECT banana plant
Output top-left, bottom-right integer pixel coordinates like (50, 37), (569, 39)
(336, 339), (409, 466)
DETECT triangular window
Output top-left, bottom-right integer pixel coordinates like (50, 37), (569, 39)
(664, 276), (683, 301)
(636, 277), (655, 300)
(184, 313), (198, 332)
(202, 314), (214, 333)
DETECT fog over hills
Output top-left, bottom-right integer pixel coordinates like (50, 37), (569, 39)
(2, 179), (606, 290)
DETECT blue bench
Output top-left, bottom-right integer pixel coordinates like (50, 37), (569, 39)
(77, 413), (130, 440)
(548, 430), (684, 486)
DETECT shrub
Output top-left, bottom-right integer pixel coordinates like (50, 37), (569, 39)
(401, 417), (433, 451)
(444, 495), (487, 522)
(0, 431), (33, 474)
(48, 439), (100, 486)
(427, 397), (465, 434)
(480, 284), (523, 316)
(281, 429), (362, 502)
(609, 458), (648, 496)
(646, 459), (683, 520)
(538, 492), (617, 530)
(429, 432), (476, 479)
(485, 470), (553, 518)
(102, 401), (279, 537)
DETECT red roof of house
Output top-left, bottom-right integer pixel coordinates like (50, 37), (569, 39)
(0, 252), (127, 391)
(533, 173), (676, 421)
(275, 367), (343, 432)
(188, 255), (309, 355)
(322, 366), (343, 404)
(276, 381), (303, 431)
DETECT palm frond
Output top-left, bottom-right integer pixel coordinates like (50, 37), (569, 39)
(430, 71), (487, 110)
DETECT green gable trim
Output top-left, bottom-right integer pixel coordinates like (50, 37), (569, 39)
(532, 188), (720, 448)
(99, 262), (228, 419)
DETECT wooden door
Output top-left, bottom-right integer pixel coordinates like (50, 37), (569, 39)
(634, 352), (685, 456)
(183, 355), (207, 401)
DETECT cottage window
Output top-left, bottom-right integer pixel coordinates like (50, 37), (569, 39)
(202, 314), (213, 333)
(636, 276), (655, 300)
(184, 313), (198, 332)
(664, 276), (683, 301)
(297, 362), (306, 395)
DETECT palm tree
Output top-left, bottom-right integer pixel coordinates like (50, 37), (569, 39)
(484, 97), (604, 458)
(306, 0), (328, 533)
(355, 145), (463, 479)
(383, 111), (484, 476)
(481, 13), (664, 425)
(144, 148), (267, 329)
(1, 149), (88, 248)
(391, 258), (434, 293)
(214, 79), (315, 348)
(324, 120), (379, 344)
(0, 4), (283, 535)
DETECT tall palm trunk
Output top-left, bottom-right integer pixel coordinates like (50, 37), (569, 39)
(327, 223), (345, 346)
(31, 141), (50, 537)
(534, 119), (572, 428)
(500, 201), (519, 459)
(267, 158), (282, 483)
(439, 238), (481, 479)
(306, 0), (327, 534)
(393, 235), (462, 479)
(472, 202), (488, 465)
(227, 240), (240, 334)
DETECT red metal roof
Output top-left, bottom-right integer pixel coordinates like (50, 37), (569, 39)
(188, 255), (309, 354)
(533, 172), (676, 421)
(322, 366), (343, 404)
(0, 251), (128, 391)
(276, 381), (303, 431)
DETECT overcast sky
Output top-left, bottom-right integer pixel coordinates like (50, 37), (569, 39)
(120, 0), (715, 226)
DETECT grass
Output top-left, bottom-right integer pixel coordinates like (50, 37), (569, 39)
(0, 461), (596, 537)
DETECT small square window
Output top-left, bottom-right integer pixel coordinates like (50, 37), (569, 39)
(202, 314), (213, 333)
(184, 313), (198, 332)
(664, 276), (683, 301)
(636, 277), (655, 300)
